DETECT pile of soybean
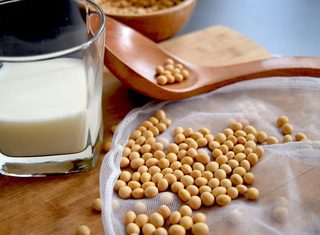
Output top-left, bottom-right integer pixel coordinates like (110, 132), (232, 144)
(96, 0), (186, 15)
(112, 110), (308, 235)
(155, 58), (189, 85)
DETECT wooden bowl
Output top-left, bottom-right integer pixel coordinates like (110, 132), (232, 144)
(102, 0), (197, 42)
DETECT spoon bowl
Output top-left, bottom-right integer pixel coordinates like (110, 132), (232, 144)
(102, 17), (320, 100)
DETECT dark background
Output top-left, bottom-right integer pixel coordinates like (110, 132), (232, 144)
(180, 0), (320, 56)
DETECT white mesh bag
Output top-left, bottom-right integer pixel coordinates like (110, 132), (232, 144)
(100, 77), (320, 235)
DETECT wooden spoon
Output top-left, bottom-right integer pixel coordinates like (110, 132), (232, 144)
(96, 17), (320, 100)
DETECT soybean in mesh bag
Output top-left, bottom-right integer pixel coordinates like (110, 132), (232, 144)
(100, 77), (320, 235)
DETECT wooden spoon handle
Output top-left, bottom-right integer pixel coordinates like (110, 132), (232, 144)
(203, 56), (320, 88)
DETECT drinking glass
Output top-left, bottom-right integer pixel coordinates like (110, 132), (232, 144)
(0, 0), (106, 176)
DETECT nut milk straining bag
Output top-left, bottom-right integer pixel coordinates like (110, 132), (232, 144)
(100, 77), (320, 235)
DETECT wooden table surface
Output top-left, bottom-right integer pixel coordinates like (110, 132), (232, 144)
(0, 26), (271, 235)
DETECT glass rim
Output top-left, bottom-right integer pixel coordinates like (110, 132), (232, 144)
(0, 0), (106, 62)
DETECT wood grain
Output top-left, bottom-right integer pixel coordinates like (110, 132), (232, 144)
(0, 26), (271, 235)
(160, 25), (271, 66)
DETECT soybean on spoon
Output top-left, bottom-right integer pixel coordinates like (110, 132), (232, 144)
(99, 17), (320, 100)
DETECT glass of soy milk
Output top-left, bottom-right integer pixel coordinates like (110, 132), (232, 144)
(0, 0), (106, 176)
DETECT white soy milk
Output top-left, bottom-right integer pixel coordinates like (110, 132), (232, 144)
(0, 58), (101, 157)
